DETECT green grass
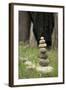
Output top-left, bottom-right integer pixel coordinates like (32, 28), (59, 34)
(19, 42), (58, 79)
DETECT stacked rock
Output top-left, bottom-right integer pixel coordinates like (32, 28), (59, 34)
(39, 36), (49, 67)
(36, 36), (53, 74)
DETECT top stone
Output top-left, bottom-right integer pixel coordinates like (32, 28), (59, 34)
(40, 37), (44, 40)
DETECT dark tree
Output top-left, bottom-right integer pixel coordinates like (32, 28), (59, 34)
(52, 14), (58, 49)
(19, 11), (58, 49)
(29, 12), (54, 48)
(19, 11), (31, 43)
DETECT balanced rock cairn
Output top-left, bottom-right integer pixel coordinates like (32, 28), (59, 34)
(39, 37), (49, 66)
(36, 36), (53, 74)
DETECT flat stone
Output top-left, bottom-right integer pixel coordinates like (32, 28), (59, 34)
(36, 66), (53, 74)
(39, 43), (47, 48)
(39, 53), (48, 59)
(39, 59), (49, 66)
(39, 48), (47, 53)
(39, 39), (45, 44)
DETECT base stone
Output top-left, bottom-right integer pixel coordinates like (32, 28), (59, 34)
(36, 66), (53, 74)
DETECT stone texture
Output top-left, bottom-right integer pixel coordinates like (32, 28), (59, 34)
(39, 48), (47, 53)
(36, 36), (53, 74)
(36, 66), (53, 74)
(39, 39), (45, 44)
(39, 59), (49, 66)
(39, 53), (48, 59)
(40, 37), (44, 40)
(39, 43), (47, 48)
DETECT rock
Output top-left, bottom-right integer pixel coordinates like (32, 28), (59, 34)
(39, 53), (48, 59)
(39, 59), (49, 66)
(36, 66), (53, 74)
(37, 36), (53, 74)
(39, 39), (45, 44)
(39, 43), (47, 48)
(39, 48), (47, 53)
(40, 37), (44, 40)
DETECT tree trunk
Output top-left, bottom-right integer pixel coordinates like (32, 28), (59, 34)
(19, 11), (31, 43)
(29, 22), (37, 47)
(52, 14), (58, 49)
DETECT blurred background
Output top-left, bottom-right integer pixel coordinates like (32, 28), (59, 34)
(19, 11), (58, 49)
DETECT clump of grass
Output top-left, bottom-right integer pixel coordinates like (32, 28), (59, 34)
(48, 49), (58, 77)
(19, 42), (58, 79)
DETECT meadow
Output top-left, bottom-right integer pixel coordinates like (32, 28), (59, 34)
(19, 42), (58, 79)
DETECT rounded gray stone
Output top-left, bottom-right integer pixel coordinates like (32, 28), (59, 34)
(39, 53), (48, 59)
(39, 39), (45, 44)
(39, 59), (49, 66)
(39, 48), (47, 53)
(39, 43), (47, 48)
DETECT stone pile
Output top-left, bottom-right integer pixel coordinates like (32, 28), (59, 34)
(39, 37), (49, 67)
(36, 36), (53, 74)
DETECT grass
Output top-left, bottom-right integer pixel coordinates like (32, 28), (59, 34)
(19, 42), (58, 79)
